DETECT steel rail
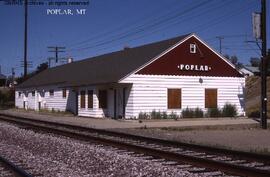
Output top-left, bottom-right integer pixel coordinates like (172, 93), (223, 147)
(0, 155), (32, 177)
(0, 113), (269, 162)
(0, 113), (270, 177)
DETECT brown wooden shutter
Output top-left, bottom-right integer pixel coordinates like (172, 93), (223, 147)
(98, 90), (107, 109)
(168, 89), (181, 109)
(88, 90), (93, 108)
(49, 90), (54, 96)
(205, 89), (217, 108)
(62, 89), (67, 98)
(80, 90), (86, 108)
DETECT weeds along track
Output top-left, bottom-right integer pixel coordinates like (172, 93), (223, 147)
(0, 113), (270, 177)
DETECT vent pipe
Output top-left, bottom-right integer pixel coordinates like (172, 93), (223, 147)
(68, 58), (73, 63)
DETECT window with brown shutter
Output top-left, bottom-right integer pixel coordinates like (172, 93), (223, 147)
(80, 90), (86, 108)
(49, 90), (54, 97)
(98, 90), (107, 109)
(167, 89), (181, 109)
(205, 89), (217, 108)
(62, 89), (67, 98)
(88, 90), (93, 108)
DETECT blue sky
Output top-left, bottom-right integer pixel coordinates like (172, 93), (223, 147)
(0, 0), (269, 76)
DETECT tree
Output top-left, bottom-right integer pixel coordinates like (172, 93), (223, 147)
(224, 54), (243, 68)
(229, 55), (238, 65)
(16, 62), (48, 84)
(249, 57), (260, 67)
(36, 62), (48, 74)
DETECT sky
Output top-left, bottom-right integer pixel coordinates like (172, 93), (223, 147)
(0, 0), (269, 76)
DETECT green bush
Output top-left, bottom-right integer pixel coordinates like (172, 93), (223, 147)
(222, 103), (237, 117)
(150, 109), (157, 119)
(194, 107), (204, 118)
(182, 107), (194, 118)
(0, 89), (15, 108)
(155, 111), (162, 119)
(207, 108), (222, 117)
(138, 112), (149, 119)
(169, 111), (179, 120)
(182, 107), (204, 118)
(162, 111), (168, 119)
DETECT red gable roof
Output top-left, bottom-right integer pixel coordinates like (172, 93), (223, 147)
(136, 35), (243, 77)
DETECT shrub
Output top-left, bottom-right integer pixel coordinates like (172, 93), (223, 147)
(138, 112), (149, 119)
(150, 110), (163, 119)
(182, 107), (194, 118)
(207, 108), (222, 117)
(182, 107), (204, 118)
(169, 111), (179, 120)
(222, 103), (237, 117)
(194, 107), (204, 118)
(150, 109), (157, 119)
(248, 110), (260, 118)
(0, 89), (15, 108)
(162, 111), (168, 119)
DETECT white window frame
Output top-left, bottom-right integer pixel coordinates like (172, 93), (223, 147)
(190, 44), (196, 53)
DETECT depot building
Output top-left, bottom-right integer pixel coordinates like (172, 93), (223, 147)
(15, 33), (245, 119)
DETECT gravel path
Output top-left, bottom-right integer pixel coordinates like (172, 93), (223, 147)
(112, 128), (270, 154)
(0, 122), (195, 177)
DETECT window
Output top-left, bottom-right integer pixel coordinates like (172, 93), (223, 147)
(205, 89), (217, 108)
(80, 90), (86, 108)
(88, 90), (93, 108)
(98, 90), (107, 109)
(49, 90), (54, 97)
(190, 44), (196, 53)
(167, 89), (181, 109)
(32, 91), (35, 97)
(62, 89), (67, 98)
(18, 92), (21, 98)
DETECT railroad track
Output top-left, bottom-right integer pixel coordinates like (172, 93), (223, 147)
(0, 155), (32, 177)
(0, 113), (270, 177)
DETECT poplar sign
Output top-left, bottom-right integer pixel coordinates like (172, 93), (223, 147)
(177, 64), (211, 72)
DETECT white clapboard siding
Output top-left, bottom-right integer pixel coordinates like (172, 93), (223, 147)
(77, 87), (107, 118)
(15, 91), (24, 108)
(121, 74), (245, 118)
(44, 91), (65, 111)
(15, 86), (76, 112)
(27, 92), (36, 110)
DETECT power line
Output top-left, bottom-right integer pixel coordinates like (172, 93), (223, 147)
(48, 46), (66, 63)
(67, 0), (212, 52)
(66, 0), (181, 48)
(68, 0), (252, 54)
(69, 1), (245, 55)
(216, 36), (224, 54)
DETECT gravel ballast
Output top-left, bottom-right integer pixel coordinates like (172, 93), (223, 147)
(0, 122), (195, 177)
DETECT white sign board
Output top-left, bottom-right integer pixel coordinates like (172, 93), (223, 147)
(252, 12), (261, 39)
(177, 64), (211, 72)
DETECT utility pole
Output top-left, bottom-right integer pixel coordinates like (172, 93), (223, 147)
(11, 68), (15, 87)
(260, 0), (267, 129)
(48, 46), (66, 63)
(216, 36), (224, 54)
(23, 0), (28, 78)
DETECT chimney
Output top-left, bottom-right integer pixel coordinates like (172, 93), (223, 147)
(123, 46), (131, 51)
(68, 57), (73, 63)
